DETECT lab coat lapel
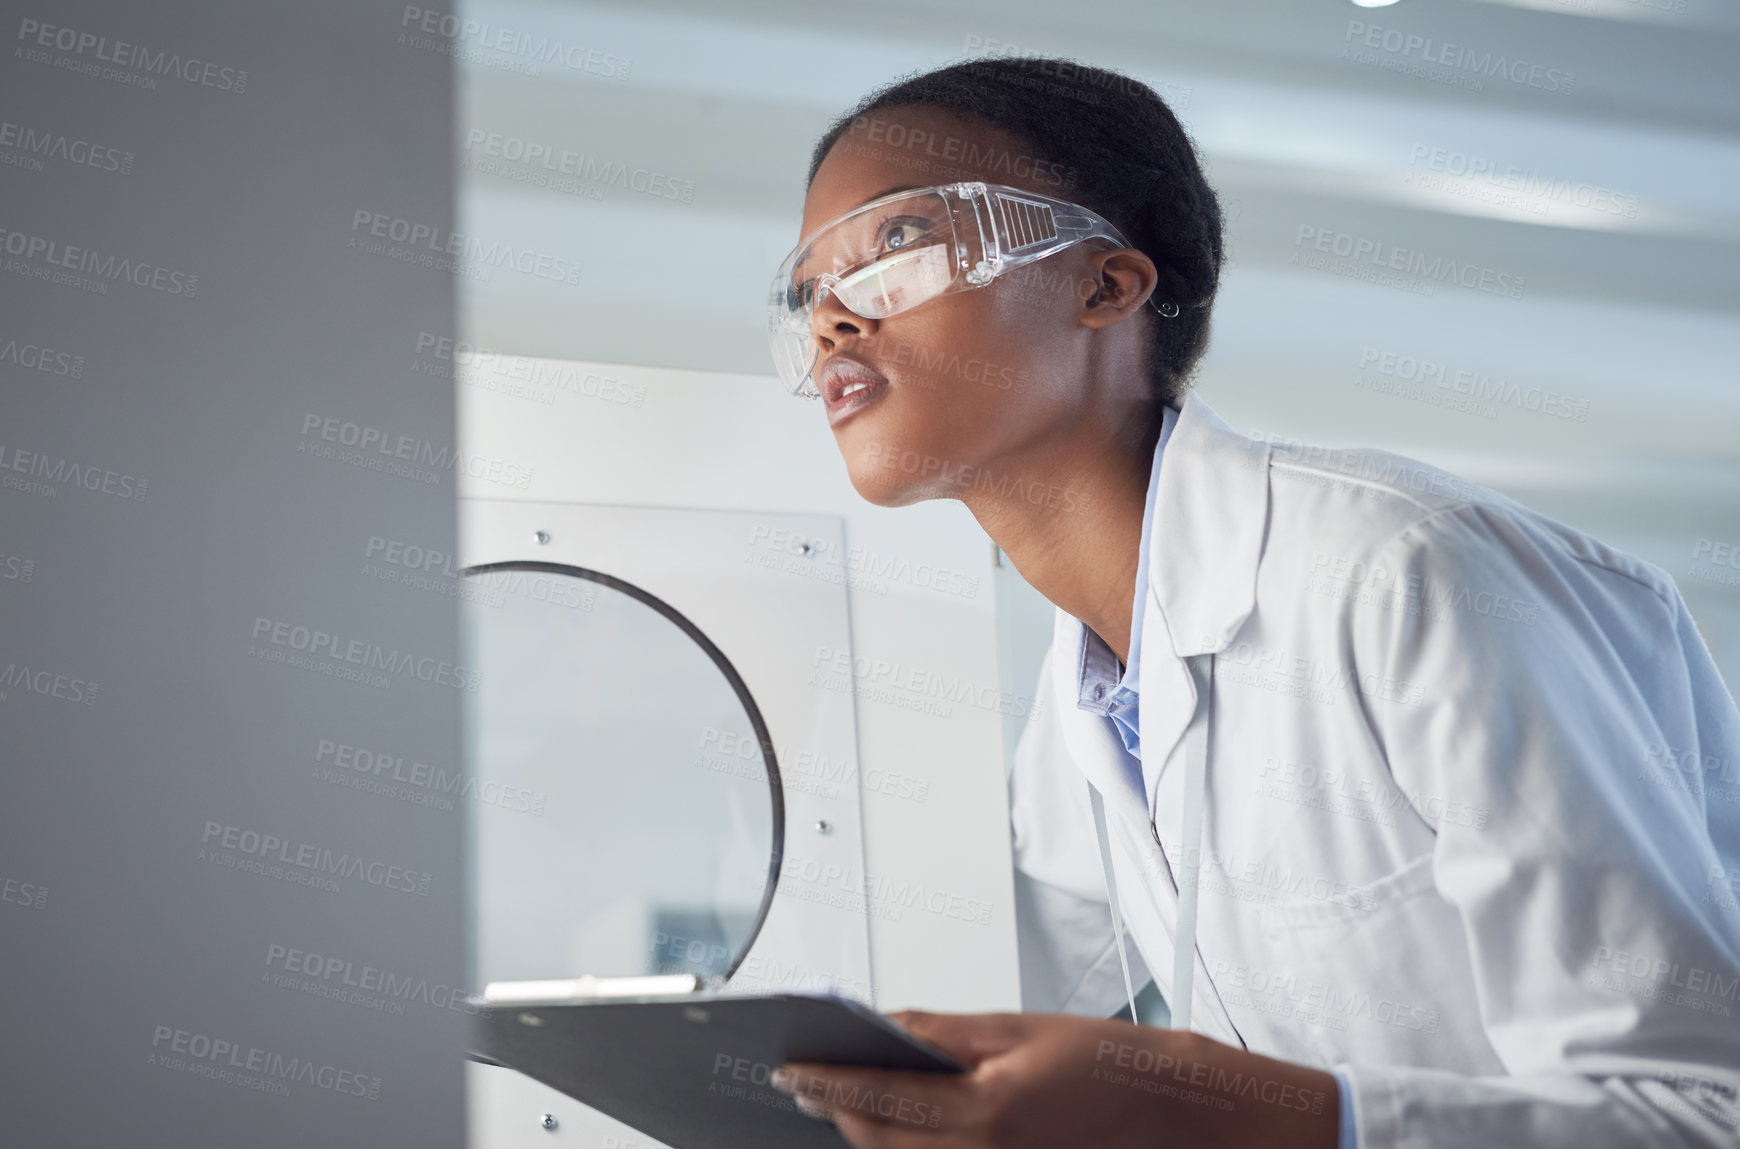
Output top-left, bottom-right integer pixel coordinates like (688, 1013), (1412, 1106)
(1136, 601), (1195, 822)
(1135, 392), (1269, 1048)
(1138, 391), (1272, 813)
(1047, 603), (1244, 1041)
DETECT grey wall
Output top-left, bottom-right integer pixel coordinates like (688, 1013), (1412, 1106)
(1, 2), (465, 1144)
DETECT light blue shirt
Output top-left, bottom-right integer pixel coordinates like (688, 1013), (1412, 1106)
(1071, 402), (1357, 1148)
(1333, 1069), (1356, 1148)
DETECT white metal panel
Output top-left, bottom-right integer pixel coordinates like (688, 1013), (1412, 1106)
(460, 497), (875, 1001)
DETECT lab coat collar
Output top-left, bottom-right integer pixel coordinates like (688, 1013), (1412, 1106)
(1136, 391), (1271, 816)
(1151, 390), (1272, 660)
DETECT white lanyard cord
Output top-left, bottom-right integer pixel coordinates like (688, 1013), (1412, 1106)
(1088, 652), (1213, 1031)
(1088, 778), (1140, 1024)
(1172, 652), (1214, 1032)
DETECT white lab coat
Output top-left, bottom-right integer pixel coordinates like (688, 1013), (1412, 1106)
(1009, 392), (1740, 1146)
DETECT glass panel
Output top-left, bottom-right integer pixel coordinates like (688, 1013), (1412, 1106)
(460, 564), (780, 987)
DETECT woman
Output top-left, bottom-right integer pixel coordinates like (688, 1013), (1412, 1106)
(766, 56), (1740, 1147)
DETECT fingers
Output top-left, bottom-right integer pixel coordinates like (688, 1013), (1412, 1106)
(890, 1010), (1030, 1065)
(774, 1062), (969, 1133)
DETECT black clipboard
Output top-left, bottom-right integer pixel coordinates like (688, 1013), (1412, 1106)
(468, 991), (965, 1149)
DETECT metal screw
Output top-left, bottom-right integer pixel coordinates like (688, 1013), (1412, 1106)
(534, 530), (552, 545)
(797, 540), (815, 557)
(540, 1113), (558, 1131)
(815, 820), (832, 835)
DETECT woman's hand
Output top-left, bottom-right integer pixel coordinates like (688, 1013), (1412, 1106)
(771, 1010), (1340, 1149)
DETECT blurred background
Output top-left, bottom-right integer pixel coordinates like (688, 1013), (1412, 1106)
(451, 0), (1740, 685)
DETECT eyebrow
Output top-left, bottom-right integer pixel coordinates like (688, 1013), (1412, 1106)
(858, 183), (926, 208)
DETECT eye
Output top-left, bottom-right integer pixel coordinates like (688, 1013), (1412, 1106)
(876, 216), (933, 255)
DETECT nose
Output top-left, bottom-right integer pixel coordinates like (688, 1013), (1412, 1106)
(809, 281), (880, 359)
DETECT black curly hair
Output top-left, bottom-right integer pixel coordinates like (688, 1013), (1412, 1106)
(805, 55), (1225, 410)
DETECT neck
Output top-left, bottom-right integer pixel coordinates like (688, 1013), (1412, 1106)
(965, 406), (1163, 666)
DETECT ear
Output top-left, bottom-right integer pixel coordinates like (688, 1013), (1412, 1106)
(1078, 246), (1161, 330)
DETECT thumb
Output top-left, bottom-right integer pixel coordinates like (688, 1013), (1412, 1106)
(889, 1010), (1030, 1067)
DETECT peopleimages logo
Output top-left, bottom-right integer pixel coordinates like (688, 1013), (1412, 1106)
(1093, 1039), (1327, 1114)
(861, 442), (1087, 512)
(1293, 225), (1524, 299)
(746, 524), (981, 599)
(1208, 958), (1440, 1035)
(1356, 346), (1587, 423)
(398, 6), (630, 79)
(249, 615), (482, 692)
(315, 738), (547, 815)
(199, 820), (434, 897)
(0, 225), (197, 296)
(264, 942), (490, 1017)
(0, 553), (36, 583)
(1404, 144), (1637, 220)
(0, 658), (97, 705)
(149, 1025), (380, 1100)
(0, 441), (148, 501)
(0, 119), (134, 175)
(1306, 548), (1541, 628)
(842, 113), (1075, 190)
(1342, 20), (1574, 96)
(15, 19), (249, 93)
(809, 644), (1042, 721)
(463, 130), (694, 201)
(349, 210), (582, 285)
(2, 876), (48, 910)
(0, 330), (85, 376)
(298, 413), (533, 490)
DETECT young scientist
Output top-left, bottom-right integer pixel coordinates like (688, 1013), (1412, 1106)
(765, 57), (1740, 1148)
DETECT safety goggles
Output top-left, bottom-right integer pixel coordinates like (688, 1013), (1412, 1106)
(767, 180), (1177, 398)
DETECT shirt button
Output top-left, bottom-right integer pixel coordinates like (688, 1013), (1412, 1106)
(1093, 684), (1106, 699)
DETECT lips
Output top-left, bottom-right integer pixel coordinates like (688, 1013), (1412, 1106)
(820, 356), (890, 426)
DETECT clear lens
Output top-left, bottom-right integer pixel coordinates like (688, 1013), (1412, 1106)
(830, 243), (955, 319)
(789, 192), (953, 299)
(768, 189), (964, 396)
(768, 319), (819, 397)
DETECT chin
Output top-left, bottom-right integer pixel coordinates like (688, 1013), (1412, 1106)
(842, 422), (974, 506)
(844, 459), (935, 508)
(846, 467), (914, 508)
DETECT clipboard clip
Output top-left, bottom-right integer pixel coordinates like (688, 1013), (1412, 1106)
(480, 973), (708, 1004)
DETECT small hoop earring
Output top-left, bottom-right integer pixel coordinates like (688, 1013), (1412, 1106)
(1159, 301), (1180, 318)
